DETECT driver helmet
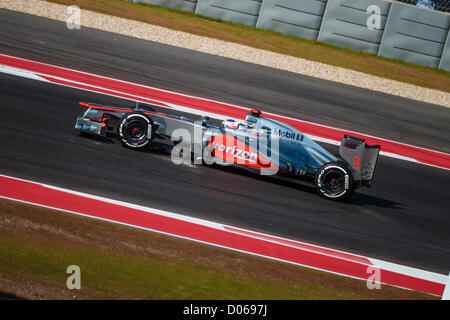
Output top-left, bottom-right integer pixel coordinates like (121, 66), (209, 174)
(222, 119), (239, 129)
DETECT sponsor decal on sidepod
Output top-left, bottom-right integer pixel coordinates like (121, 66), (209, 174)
(209, 141), (258, 163)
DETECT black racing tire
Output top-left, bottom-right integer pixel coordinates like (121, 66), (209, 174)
(118, 112), (154, 150)
(314, 162), (354, 201)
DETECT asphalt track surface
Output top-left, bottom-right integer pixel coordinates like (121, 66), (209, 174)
(0, 10), (449, 273)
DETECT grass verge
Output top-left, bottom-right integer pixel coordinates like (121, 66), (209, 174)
(42, 0), (450, 93)
(0, 198), (437, 299)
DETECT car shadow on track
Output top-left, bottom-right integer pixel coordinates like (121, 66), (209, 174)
(78, 132), (116, 144)
(200, 162), (404, 209)
(348, 192), (404, 209)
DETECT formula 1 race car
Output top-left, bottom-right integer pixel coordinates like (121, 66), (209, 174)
(75, 102), (380, 201)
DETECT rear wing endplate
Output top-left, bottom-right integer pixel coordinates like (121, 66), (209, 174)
(339, 135), (381, 187)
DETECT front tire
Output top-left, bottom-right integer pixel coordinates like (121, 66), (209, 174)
(314, 163), (354, 201)
(118, 113), (153, 150)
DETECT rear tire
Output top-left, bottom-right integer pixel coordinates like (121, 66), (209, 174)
(118, 113), (153, 150)
(314, 163), (354, 201)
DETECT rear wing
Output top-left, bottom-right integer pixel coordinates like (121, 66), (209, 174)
(339, 135), (380, 187)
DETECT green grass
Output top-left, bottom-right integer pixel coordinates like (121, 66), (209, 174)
(0, 225), (362, 299)
(42, 0), (450, 93)
(0, 199), (437, 300)
(0, 224), (372, 299)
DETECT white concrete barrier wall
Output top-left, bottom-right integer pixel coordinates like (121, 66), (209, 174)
(318, 0), (391, 55)
(127, 0), (450, 71)
(256, 0), (328, 40)
(439, 28), (450, 70)
(195, 0), (263, 27)
(379, 1), (450, 69)
(126, 0), (198, 12)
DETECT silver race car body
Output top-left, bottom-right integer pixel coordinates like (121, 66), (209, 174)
(75, 102), (380, 200)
